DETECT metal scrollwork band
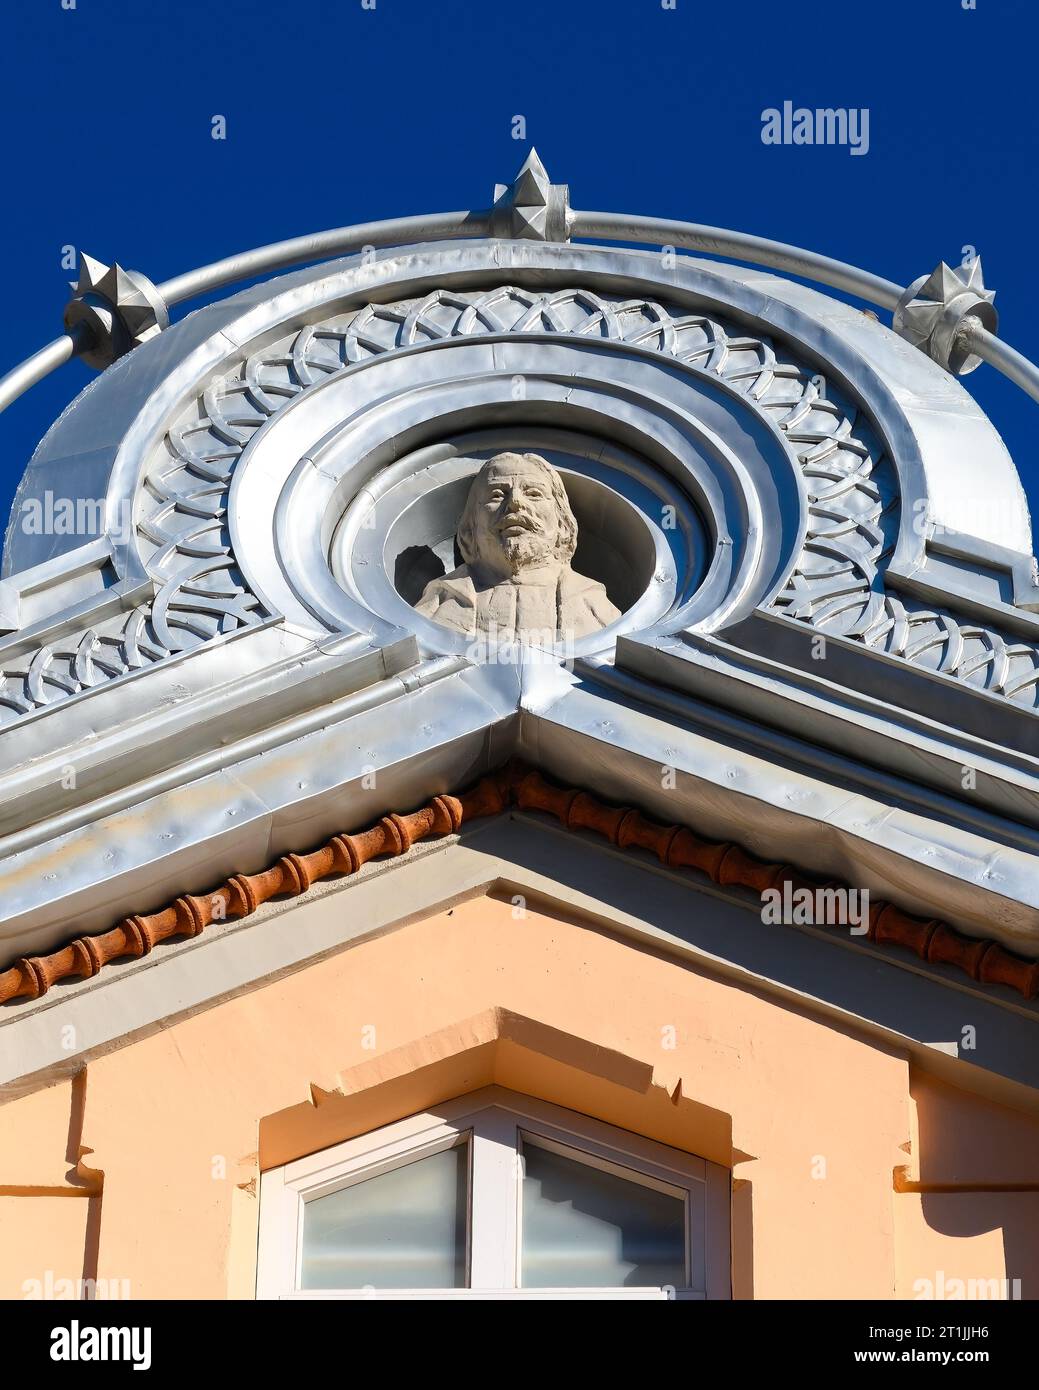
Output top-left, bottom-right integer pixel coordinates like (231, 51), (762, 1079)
(3, 281), (1038, 725)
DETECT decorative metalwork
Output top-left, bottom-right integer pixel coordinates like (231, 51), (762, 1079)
(5, 283), (1038, 725)
(772, 431), (1039, 706)
(490, 149), (572, 242)
(142, 282), (886, 644)
(893, 258), (997, 376)
(0, 560), (263, 720)
(62, 255), (169, 370)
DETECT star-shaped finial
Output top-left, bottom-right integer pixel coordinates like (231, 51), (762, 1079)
(893, 258), (997, 376)
(64, 256), (169, 370)
(491, 150), (572, 242)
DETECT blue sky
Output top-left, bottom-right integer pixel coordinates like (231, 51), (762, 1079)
(3, 0), (1038, 550)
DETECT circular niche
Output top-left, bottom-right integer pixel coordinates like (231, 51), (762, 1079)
(330, 427), (709, 659)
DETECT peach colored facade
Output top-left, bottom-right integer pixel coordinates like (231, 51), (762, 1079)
(3, 892), (1037, 1301)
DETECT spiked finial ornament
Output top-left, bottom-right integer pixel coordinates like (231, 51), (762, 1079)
(490, 149), (573, 243)
(893, 258), (997, 376)
(63, 255), (169, 370)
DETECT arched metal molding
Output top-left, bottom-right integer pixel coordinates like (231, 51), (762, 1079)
(6, 185), (1039, 420)
(0, 237), (1036, 731)
(5, 238), (1029, 577)
(230, 332), (802, 649)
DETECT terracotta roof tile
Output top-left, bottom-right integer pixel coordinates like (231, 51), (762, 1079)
(1, 764), (1036, 1006)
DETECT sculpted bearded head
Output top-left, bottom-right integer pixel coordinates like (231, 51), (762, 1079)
(456, 452), (579, 578)
(414, 450), (621, 641)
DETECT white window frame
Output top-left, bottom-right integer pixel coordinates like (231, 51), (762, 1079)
(257, 1086), (730, 1299)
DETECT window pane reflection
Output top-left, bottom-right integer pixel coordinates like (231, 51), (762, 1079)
(301, 1142), (468, 1289)
(521, 1140), (685, 1288)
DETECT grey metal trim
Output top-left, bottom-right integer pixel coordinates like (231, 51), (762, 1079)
(594, 641), (1039, 837)
(519, 687), (1039, 948)
(0, 659), (520, 959)
(0, 243), (1033, 854)
(0, 647), (458, 856)
(156, 211), (488, 306)
(570, 209), (904, 309)
(3, 651), (1038, 965)
(0, 332), (80, 414)
(3, 202), (1039, 419)
(972, 324), (1039, 405)
(0, 236), (1036, 975)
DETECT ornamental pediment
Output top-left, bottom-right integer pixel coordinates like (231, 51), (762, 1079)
(1, 163), (1037, 976)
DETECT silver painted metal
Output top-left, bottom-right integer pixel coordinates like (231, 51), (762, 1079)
(969, 325), (1039, 405)
(581, 653), (1039, 849)
(2, 229), (1039, 1007)
(244, 315), (798, 655)
(1, 165), (1038, 416)
(0, 331), (80, 415)
(571, 209), (905, 309)
(522, 679), (1039, 950)
(0, 657), (525, 958)
(0, 214), (487, 415)
(143, 263), (1039, 706)
(156, 210), (486, 306)
(893, 258), (997, 376)
(2, 644), (1038, 966)
(0, 652), (467, 860)
(2, 240), (1035, 741)
(490, 148), (572, 242)
(62, 255), (170, 370)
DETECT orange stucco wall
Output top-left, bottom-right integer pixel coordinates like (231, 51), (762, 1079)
(2, 892), (1037, 1300)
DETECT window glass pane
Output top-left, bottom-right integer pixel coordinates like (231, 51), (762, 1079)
(521, 1140), (686, 1288)
(301, 1141), (468, 1289)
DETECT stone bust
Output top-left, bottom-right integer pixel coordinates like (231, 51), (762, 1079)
(415, 452), (621, 642)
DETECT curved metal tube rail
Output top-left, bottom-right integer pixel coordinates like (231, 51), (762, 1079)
(2, 204), (1038, 417)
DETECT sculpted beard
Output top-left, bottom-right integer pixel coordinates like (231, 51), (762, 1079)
(494, 514), (552, 573)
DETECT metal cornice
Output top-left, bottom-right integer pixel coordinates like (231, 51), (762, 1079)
(2, 763), (1036, 1009)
